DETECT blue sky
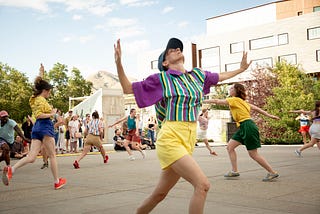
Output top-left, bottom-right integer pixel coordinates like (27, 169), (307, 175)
(0, 0), (275, 81)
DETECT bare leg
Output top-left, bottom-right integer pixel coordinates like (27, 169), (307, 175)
(42, 146), (48, 165)
(98, 145), (106, 160)
(301, 131), (308, 144)
(248, 149), (276, 174)
(203, 138), (216, 155)
(42, 136), (59, 182)
(12, 140), (42, 171)
(76, 144), (91, 162)
(123, 140), (133, 156)
(136, 155), (210, 214)
(299, 137), (317, 152)
(226, 139), (241, 172)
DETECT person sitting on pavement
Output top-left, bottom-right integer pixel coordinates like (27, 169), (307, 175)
(113, 128), (126, 151)
(140, 130), (155, 150)
(10, 136), (28, 159)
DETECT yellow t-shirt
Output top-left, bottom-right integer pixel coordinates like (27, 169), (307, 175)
(226, 97), (251, 127)
(29, 96), (52, 119)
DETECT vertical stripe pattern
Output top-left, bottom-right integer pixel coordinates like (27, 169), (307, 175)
(155, 68), (205, 127)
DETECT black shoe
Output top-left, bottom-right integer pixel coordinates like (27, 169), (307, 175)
(41, 162), (49, 169)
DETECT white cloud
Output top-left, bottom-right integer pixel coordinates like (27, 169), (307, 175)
(64, 0), (115, 16)
(122, 39), (150, 55)
(60, 34), (94, 44)
(72, 14), (82, 20)
(120, 0), (157, 7)
(61, 36), (73, 43)
(0, 0), (115, 16)
(79, 35), (94, 43)
(108, 17), (137, 27)
(114, 26), (144, 39)
(178, 21), (188, 28)
(0, 0), (49, 12)
(162, 6), (173, 14)
(102, 17), (145, 39)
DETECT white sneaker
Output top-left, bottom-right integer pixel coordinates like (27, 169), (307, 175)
(129, 155), (135, 161)
(141, 150), (146, 159)
(295, 150), (302, 157)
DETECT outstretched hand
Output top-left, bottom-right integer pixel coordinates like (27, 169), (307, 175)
(114, 39), (121, 64)
(240, 51), (252, 71)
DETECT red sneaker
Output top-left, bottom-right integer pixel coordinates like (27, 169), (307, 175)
(104, 155), (109, 163)
(54, 178), (66, 190)
(73, 160), (80, 169)
(2, 165), (12, 186)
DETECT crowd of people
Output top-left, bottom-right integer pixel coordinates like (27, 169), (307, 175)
(0, 37), (319, 213)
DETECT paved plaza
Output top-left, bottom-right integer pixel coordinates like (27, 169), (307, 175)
(0, 144), (319, 214)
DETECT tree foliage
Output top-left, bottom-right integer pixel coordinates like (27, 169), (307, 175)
(209, 61), (319, 144)
(0, 62), (93, 122)
(262, 61), (315, 143)
(0, 63), (33, 122)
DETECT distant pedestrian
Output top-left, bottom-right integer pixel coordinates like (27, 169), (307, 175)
(291, 101), (320, 157)
(197, 108), (217, 156)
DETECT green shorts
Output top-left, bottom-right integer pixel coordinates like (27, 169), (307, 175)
(232, 119), (261, 150)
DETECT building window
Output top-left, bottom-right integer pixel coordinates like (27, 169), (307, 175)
(313, 6), (320, 12)
(151, 60), (157, 70)
(317, 50), (320, 62)
(225, 62), (240, 72)
(278, 54), (297, 64)
(249, 33), (288, 50)
(297, 11), (303, 16)
(230, 41), (244, 54)
(278, 33), (289, 45)
(199, 46), (220, 72)
(307, 27), (320, 40)
(250, 57), (273, 69)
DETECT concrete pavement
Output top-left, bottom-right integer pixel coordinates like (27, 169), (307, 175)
(0, 144), (319, 214)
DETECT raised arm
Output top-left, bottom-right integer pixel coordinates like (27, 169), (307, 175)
(203, 99), (228, 106)
(114, 39), (133, 94)
(250, 104), (279, 120)
(108, 115), (127, 128)
(218, 52), (252, 82)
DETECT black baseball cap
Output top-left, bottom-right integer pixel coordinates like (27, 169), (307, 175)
(158, 38), (183, 71)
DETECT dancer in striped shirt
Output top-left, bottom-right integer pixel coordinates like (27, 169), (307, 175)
(114, 38), (251, 214)
(73, 111), (109, 169)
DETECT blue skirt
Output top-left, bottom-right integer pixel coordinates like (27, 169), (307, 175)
(31, 118), (55, 141)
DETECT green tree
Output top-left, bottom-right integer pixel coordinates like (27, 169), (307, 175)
(47, 63), (70, 113)
(0, 63), (33, 122)
(47, 64), (92, 113)
(262, 61), (315, 143)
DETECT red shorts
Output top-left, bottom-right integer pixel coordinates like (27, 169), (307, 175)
(126, 129), (141, 143)
(298, 125), (310, 133)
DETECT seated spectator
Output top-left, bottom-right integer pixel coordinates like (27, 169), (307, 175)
(113, 129), (126, 151)
(140, 131), (155, 150)
(10, 136), (28, 159)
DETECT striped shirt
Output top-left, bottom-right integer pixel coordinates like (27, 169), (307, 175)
(132, 68), (219, 127)
(88, 119), (102, 136)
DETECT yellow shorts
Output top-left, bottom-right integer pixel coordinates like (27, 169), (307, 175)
(156, 121), (197, 169)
